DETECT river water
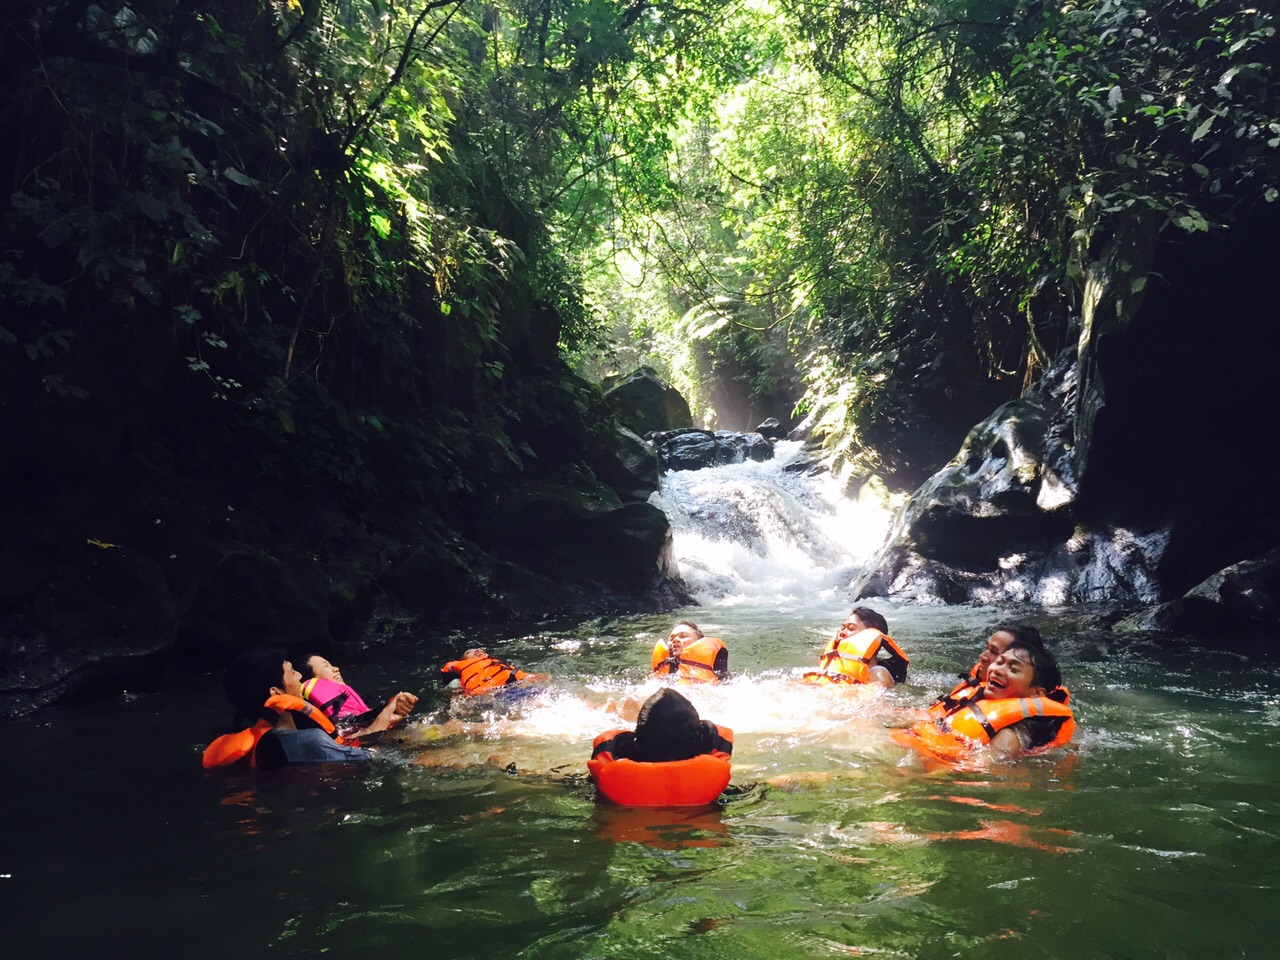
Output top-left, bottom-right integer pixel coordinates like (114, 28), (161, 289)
(6, 444), (1280, 958)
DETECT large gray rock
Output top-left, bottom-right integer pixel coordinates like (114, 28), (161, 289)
(475, 484), (689, 617)
(847, 206), (1280, 609)
(850, 342), (1172, 606)
(603, 367), (693, 434)
(605, 426), (661, 499)
(1116, 549), (1280, 638)
(654, 429), (774, 471)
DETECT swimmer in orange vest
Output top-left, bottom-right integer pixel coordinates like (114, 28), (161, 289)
(805, 606), (908, 688)
(650, 621), (729, 682)
(440, 648), (549, 695)
(204, 650), (414, 770)
(929, 624), (1069, 719)
(589, 687), (734, 805)
(900, 639), (1075, 761)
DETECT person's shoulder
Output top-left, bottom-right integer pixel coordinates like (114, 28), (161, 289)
(257, 727), (372, 768)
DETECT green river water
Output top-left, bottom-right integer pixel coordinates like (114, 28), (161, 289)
(5, 601), (1279, 959)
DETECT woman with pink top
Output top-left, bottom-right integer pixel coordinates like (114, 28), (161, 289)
(302, 654), (417, 729)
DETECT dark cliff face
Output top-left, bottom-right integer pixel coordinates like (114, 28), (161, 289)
(1083, 203), (1280, 585)
(853, 202), (1280, 616)
(0, 357), (686, 720)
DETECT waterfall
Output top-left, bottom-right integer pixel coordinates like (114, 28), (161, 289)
(650, 440), (892, 607)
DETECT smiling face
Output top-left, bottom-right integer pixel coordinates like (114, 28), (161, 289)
(975, 630), (1017, 681)
(983, 647), (1046, 700)
(307, 655), (343, 684)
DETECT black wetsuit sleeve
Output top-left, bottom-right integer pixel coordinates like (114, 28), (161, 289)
(713, 647), (729, 680)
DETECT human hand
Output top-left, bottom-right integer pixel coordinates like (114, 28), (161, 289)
(390, 692), (418, 719)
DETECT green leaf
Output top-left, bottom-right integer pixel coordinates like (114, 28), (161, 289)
(223, 167), (259, 187)
(1191, 117), (1214, 142)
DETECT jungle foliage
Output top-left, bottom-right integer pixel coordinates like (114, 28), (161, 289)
(0, 0), (734, 522)
(586, 0), (1280, 485)
(2, 0), (1277, 508)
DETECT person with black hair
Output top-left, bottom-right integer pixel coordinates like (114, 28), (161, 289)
(650, 621), (729, 683)
(204, 650), (411, 770)
(928, 624), (1070, 718)
(898, 638), (1075, 761)
(300, 652), (418, 731)
(804, 606), (909, 688)
(588, 688), (734, 805)
(979, 640), (1072, 755)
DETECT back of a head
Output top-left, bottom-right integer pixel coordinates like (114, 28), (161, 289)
(633, 688), (712, 762)
(223, 648), (285, 724)
(851, 606), (889, 635)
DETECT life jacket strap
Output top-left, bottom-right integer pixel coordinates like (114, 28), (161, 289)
(964, 701), (999, 741)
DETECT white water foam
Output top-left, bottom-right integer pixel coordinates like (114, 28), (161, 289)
(653, 440), (891, 606)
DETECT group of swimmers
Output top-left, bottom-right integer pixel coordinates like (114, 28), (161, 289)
(203, 608), (1075, 801)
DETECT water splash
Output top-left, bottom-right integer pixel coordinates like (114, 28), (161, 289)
(652, 440), (891, 605)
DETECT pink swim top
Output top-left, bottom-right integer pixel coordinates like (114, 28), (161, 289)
(300, 676), (372, 720)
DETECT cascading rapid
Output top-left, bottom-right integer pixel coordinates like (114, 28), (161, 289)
(650, 440), (892, 606)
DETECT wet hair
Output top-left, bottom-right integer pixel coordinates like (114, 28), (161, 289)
(632, 688), (715, 763)
(223, 649), (287, 725)
(991, 623), (1043, 648)
(1004, 638), (1063, 693)
(672, 620), (703, 638)
(850, 606), (888, 635)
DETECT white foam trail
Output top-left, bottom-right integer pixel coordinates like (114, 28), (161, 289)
(404, 673), (914, 776)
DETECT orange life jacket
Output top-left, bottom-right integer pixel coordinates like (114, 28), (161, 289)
(929, 669), (1071, 719)
(927, 670), (983, 718)
(440, 655), (528, 695)
(651, 636), (727, 683)
(804, 628), (909, 685)
(202, 694), (341, 769)
(588, 725), (734, 806)
(899, 694), (1075, 764)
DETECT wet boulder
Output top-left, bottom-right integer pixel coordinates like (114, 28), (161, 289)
(756, 417), (788, 440)
(850, 351), (1169, 606)
(478, 483), (689, 616)
(181, 544), (343, 658)
(595, 426), (661, 501)
(654, 429), (774, 472)
(603, 367), (693, 435)
(0, 544), (178, 719)
(1115, 549), (1280, 638)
